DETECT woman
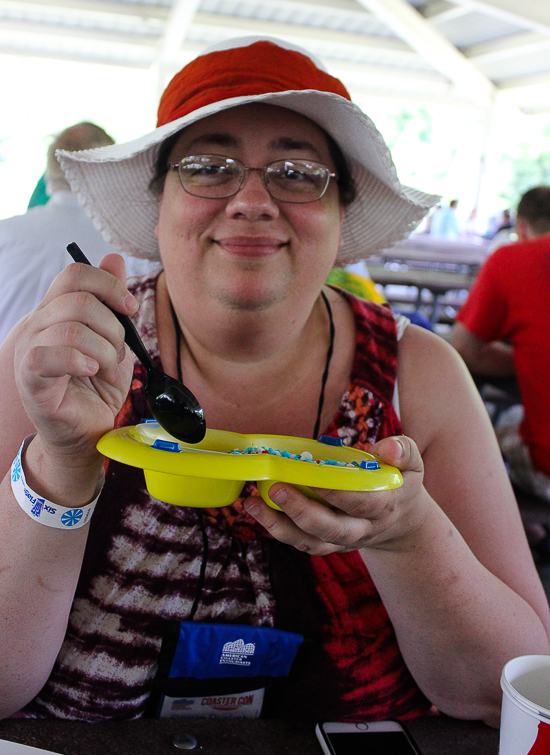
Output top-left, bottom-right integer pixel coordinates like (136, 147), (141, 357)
(0, 37), (548, 725)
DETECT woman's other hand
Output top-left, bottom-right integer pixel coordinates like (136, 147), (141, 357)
(243, 435), (431, 556)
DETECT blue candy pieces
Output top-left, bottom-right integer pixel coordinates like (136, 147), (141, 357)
(360, 460), (381, 470)
(152, 439), (181, 453)
(318, 435), (343, 447)
(147, 432), (381, 470)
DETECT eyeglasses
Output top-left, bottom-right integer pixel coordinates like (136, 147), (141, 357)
(169, 154), (337, 204)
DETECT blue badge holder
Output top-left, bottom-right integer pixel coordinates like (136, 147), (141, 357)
(146, 621), (304, 719)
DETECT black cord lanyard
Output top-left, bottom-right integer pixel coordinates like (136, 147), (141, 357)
(168, 292), (335, 621)
(313, 290), (335, 442)
(169, 290), (335, 442)
(169, 303), (207, 622)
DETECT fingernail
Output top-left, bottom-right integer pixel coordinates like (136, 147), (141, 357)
(245, 501), (260, 515)
(270, 487), (287, 505)
(86, 358), (98, 374)
(394, 437), (405, 458)
(124, 293), (138, 311)
(118, 344), (126, 363)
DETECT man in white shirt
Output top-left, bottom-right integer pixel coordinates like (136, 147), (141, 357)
(0, 122), (158, 345)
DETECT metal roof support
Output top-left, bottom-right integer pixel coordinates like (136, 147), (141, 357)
(450, 0), (550, 35)
(473, 99), (497, 221)
(497, 72), (550, 115)
(422, 2), (472, 24)
(353, 0), (496, 108)
(465, 32), (550, 66)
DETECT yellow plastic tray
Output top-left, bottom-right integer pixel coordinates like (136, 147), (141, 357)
(97, 421), (403, 509)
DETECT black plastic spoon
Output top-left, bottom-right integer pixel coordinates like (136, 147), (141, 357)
(67, 242), (206, 444)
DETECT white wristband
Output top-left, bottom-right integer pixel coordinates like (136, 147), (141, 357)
(10, 437), (100, 529)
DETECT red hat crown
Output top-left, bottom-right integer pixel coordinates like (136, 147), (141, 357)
(157, 40), (351, 128)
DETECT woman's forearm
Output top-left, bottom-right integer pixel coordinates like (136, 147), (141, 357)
(361, 496), (550, 727)
(0, 438), (102, 718)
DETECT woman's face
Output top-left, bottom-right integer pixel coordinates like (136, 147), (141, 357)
(155, 104), (344, 313)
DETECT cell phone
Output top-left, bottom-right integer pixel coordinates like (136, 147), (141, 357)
(315, 721), (422, 755)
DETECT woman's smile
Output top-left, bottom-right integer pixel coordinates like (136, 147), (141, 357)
(214, 235), (288, 257)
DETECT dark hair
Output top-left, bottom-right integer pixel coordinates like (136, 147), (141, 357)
(149, 130), (182, 198)
(517, 186), (550, 236)
(326, 132), (356, 207)
(149, 124), (357, 207)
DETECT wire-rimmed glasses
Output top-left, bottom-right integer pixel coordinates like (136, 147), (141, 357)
(169, 154), (337, 204)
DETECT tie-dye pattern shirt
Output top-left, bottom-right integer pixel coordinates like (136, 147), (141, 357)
(19, 274), (430, 722)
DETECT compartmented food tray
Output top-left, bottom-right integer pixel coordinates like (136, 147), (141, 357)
(97, 421), (403, 508)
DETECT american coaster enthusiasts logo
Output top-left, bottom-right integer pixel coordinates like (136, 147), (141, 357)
(219, 639), (256, 666)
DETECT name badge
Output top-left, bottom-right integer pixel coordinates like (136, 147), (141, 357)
(148, 622), (303, 719)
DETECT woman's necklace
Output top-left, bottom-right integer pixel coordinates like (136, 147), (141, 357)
(169, 291), (335, 440)
(313, 290), (335, 440)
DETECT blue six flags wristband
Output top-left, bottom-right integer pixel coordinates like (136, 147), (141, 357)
(10, 438), (100, 529)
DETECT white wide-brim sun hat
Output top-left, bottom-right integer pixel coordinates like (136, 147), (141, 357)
(57, 36), (439, 266)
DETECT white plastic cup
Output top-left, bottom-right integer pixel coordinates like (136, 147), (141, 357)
(500, 655), (550, 753)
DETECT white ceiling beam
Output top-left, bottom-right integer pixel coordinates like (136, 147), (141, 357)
(156, 0), (201, 67)
(465, 31), (550, 64)
(448, 0), (550, 36)
(420, 0), (456, 17)
(498, 71), (550, 93)
(497, 84), (550, 115)
(328, 58), (448, 89)
(0, 0), (168, 21)
(0, 28), (154, 66)
(350, 86), (485, 109)
(352, 0), (496, 107)
(0, 6), (427, 73)
(0, 18), (158, 47)
(0, 45), (153, 67)
(279, 0), (362, 9)
(422, 2), (472, 24)
(191, 12), (421, 64)
(520, 104), (550, 116)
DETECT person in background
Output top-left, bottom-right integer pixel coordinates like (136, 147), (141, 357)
(27, 174), (48, 209)
(486, 209), (516, 255)
(494, 209), (513, 236)
(419, 203), (440, 234)
(430, 199), (459, 240)
(0, 122), (159, 345)
(0, 37), (548, 727)
(462, 208), (482, 243)
(450, 186), (550, 553)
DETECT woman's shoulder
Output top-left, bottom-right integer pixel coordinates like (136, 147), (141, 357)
(398, 323), (467, 395)
(397, 322), (479, 450)
(331, 286), (397, 334)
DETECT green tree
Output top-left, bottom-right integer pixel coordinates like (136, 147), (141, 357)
(501, 146), (550, 207)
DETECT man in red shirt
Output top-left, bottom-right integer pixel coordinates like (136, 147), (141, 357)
(451, 187), (550, 535)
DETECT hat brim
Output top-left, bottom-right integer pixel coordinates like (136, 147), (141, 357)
(57, 89), (439, 264)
